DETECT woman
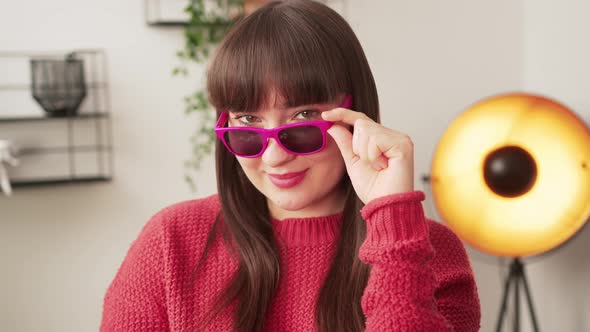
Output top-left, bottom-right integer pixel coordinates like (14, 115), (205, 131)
(101, 1), (481, 331)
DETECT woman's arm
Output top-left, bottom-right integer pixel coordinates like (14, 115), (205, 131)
(358, 191), (480, 332)
(100, 212), (170, 332)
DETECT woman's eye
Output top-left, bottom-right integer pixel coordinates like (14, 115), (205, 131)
(294, 109), (319, 120)
(234, 115), (260, 125)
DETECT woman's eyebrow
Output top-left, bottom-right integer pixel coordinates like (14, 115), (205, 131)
(228, 108), (259, 114)
(285, 102), (326, 110)
(227, 102), (325, 114)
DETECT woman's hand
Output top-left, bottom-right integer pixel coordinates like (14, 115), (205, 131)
(321, 107), (414, 204)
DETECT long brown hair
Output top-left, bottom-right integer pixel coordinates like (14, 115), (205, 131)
(202, 1), (380, 331)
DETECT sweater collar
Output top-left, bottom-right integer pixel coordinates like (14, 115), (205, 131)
(270, 212), (343, 246)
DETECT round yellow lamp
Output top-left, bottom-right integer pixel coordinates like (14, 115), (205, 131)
(430, 92), (590, 332)
(431, 92), (590, 257)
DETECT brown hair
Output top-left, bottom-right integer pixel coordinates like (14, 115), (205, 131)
(202, 1), (380, 331)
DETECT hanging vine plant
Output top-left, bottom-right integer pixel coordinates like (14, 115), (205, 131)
(174, 0), (244, 191)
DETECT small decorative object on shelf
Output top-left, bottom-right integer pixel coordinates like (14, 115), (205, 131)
(0, 140), (19, 196)
(30, 52), (87, 117)
(0, 49), (113, 191)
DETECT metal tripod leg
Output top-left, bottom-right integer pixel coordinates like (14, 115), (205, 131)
(519, 263), (540, 332)
(495, 258), (540, 332)
(495, 260), (516, 332)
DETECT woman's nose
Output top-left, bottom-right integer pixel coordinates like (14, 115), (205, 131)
(261, 138), (295, 166)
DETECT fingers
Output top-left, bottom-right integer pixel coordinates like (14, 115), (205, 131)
(328, 119), (390, 170)
(354, 121), (369, 161)
(321, 107), (372, 126)
(326, 124), (357, 166)
(355, 121), (389, 170)
(326, 113), (413, 172)
(367, 136), (389, 170)
(367, 135), (380, 162)
(351, 123), (362, 157)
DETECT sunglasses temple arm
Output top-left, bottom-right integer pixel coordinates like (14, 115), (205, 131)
(339, 95), (353, 108)
(215, 112), (229, 129)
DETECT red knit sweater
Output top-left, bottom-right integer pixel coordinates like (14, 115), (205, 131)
(101, 191), (480, 331)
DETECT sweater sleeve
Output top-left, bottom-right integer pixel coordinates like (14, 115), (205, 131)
(358, 191), (480, 332)
(100, 211), (170, 332)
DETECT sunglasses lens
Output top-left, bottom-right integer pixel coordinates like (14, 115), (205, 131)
(279, 126), (324, 153)
(224, 130), (263, 156)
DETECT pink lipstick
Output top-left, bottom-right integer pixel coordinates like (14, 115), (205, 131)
(268, 169), (308, 188)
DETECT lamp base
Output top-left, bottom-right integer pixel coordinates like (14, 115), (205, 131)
(495, 257), (540, 332)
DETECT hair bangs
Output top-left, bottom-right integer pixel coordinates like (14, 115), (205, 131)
(207, 2), (351, 114)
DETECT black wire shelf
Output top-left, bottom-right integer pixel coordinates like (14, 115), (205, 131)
(0, 112), (109, 123)
(0, 82), (107, 90)
(11, 176), (112, 188)
(0, 49), (114, 191)
(18, 145), (112, 155)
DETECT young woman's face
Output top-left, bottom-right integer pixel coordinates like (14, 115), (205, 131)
(229, 92), (348, 219)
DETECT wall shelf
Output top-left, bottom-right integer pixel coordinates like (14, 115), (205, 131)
(18, 145), (111, 155)
(0, 112), (109, 123)
(11, 176), (112, 188)
(0, 49), (114, 190)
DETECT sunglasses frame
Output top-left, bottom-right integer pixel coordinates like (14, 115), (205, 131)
(215, 96), (352, 158)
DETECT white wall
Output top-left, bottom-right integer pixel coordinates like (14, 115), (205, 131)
(3, 1), (582, 331)
(521, 0), (590, 331)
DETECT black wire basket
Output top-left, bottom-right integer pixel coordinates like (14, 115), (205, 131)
(30, 53), (87, 117)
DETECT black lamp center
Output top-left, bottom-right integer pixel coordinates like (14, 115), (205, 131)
(483, 145), (537, 198)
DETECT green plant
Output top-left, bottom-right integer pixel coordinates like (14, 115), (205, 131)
(174, 0), (243, 191)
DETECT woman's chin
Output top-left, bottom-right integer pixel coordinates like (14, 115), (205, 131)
(272, 197), (308, 212)
(266, 191), (313, 213)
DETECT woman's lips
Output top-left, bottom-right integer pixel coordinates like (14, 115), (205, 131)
(268, 169), (308, 188)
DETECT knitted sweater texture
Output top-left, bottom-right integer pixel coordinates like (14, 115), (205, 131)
(101, 191), (480, 331)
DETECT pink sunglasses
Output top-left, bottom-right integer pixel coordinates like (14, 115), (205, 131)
(215, 96), (353, 158)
